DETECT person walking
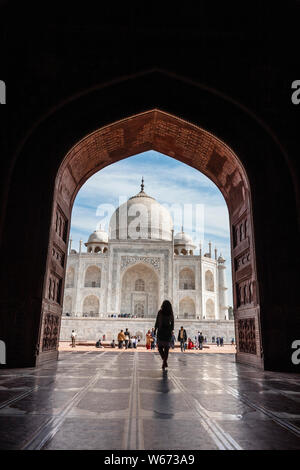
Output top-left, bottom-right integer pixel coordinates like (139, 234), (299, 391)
(154, 300), (174, 369)
(216, 336), (220, 347)
(124, 328), (130, 349)
(178, 326), (187, 352)
(117, 330), (125, 349)
(220, 337), (224, 347)
(198, 331), (204, 350)
(71, 330), (77, 348)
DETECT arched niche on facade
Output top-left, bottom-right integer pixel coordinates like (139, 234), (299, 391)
(84, 265), (101, 288)
(179, 297), (196, 319)
(179, 268), (195, 290)
(82, 295), (100, 317)
(205, 270), (214, 292)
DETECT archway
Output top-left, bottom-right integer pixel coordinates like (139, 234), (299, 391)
(179, 268), (195, 290)
(45, 109), (260, 367)
(3, 76), (299, 372)
(179, 297), (196, 319)
(205, 270), (214, 292)
(82, 295), (99, 317)
(84, 265), (101, 288)
(120, 263), (159, 318)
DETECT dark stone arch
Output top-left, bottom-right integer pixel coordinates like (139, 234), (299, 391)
(0, 71), (299, 372)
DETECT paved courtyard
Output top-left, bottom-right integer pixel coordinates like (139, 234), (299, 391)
(0, 351), (300, 450)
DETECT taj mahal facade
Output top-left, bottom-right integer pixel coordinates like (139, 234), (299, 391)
(60, 181), (235, 343)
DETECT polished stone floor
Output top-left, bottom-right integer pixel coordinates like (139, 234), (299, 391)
(0, 351), (300, 450)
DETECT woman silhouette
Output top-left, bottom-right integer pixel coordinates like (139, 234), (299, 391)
(154, 300), (174, 369)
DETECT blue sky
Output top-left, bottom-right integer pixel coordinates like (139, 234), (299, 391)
(70, 150), (233, 305)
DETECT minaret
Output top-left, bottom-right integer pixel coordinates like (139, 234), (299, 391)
(218, 254), (228, 320)
(79, 239), (82, 254)
(214, 247), (217, 260)
(208, 241), (212, 258)
(69, 235), (72, 254)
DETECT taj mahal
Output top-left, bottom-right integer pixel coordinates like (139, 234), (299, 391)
(60, 180), (235, 343)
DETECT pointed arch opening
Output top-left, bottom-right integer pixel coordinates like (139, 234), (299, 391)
(9, 109), (264, 369)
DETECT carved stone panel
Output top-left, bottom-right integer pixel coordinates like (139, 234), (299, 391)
(48, 272), (63, 305)
(235, 249), (252, 282)
(238, 318), (256, 354)
(55, 206), (68, 243)
(236, 279), (255, 308)
(42, 313), (60, 352)
(51, 244), (65, 268)
(233, 217), (249, 249)
(121, 256), (161, 272)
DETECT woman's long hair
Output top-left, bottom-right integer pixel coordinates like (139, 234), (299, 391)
(160, 300), (174, 317)
(158, 300), (174, 329)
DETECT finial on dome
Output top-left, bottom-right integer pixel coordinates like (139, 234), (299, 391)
(181, 225), (184, 232)
(141, 176), (144, 192)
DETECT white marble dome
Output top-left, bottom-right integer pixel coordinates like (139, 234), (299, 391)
(86, 229), (108, 244)
(174, 230), (194, 245)
(109, 181), (173, 241)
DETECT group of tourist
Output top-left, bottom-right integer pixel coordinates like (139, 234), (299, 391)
(116, 328), (140, 349)
(108, 314), (142, 319)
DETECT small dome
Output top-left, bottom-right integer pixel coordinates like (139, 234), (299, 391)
(86, 229), (108, 244)
(218, 254), (226, 264)
(174, 230), (195, 247)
